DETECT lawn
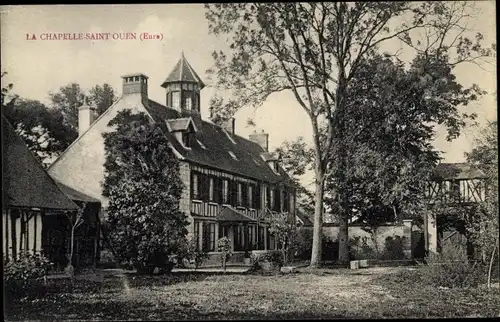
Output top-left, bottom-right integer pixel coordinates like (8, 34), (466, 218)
(4, 267), (500, 320)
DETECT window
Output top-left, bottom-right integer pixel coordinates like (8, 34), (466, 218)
(202, 222), (216, 252)
(194, 220), (200, 250)
(274, 162), (279, 173)
(237, 183), (243, 206)
(219, 225), (229, 239)
(209, 177), (214, 201)
(258, 226), (265, 250)
(192, 173), (199, 200)
(270, 189), (275, 211)
(182, 132), (191, 148)
(172, 91), (180, 109)
(185, 96), (192, 110)
(222, 179), (229, 204)
(281, 189), (286, 212)
(248, 185), (253, 209)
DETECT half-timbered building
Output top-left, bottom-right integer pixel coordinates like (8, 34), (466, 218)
(423, 162), (488, 256)
(2, 113), (101, 269)
(48, 53), (297, 263)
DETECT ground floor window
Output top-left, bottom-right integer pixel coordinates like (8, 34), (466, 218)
(202, 222), (216, 252)
(257, 226), (265, 250)
(193, 220), (200, 250)
(234, 225), (244, 251)
(267, 228), (276, 250)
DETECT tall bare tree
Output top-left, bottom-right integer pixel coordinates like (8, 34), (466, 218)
(205, 2), (494, 267)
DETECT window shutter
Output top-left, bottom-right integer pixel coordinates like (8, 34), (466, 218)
(190, 171), (194, 199)
(275, 188), (281, 212)
(255, 184), (261, 209)
(230, 180), (237, 206)
(200, 174), (208, 201)
(266, 186), (271, 209)
(241, 183), (247, 207)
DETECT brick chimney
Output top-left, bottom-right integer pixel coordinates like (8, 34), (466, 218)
(122, 73), (148, 101)
(78, 96), (96, 136)
(249, 130), (269, 151)
(222, 118), (235, 135)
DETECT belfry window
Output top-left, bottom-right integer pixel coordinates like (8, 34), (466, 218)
(185, 96), (192, 110)
(172, 91), (180, 109)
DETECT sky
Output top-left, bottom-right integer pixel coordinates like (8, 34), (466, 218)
(1, 3), (497, 189)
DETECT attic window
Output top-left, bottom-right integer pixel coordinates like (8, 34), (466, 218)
(197, 139), (206, 149)
(228, 151), (238, 160)
(182, 132), (192, 148)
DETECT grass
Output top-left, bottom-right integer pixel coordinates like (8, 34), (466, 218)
(4, 267), (500, 320)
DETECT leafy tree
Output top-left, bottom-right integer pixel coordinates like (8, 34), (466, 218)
(205, 2), (494, 266)
(1, 72), (77, 167)
(465, 120), (498, 288)
(50, 83), (117, 131)
(102, 110), (189, 274)
(264, 212), (297, 265)
(275, 137), (315, 215)
(89, 83), (116, 116)
(49, 83), (85, 132)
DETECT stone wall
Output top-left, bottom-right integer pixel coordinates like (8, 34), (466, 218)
(319, 220), (414, 260)
(178, 161), (193, 237)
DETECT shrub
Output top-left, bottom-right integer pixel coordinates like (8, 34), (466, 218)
(218, 237), (232, 271)
(422, 242), (486, 288)
(321, 235), (339, 261)
(4, 253), (54, 301)
(380, 235), (407, 260)
(293, 228), (313, 260)
(179, 239), (209, 270)
(250, 250), (284, 272)
(348, 236), (378, 260)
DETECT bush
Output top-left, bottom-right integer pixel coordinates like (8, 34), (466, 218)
(293, 228), (313, 260)
(380, 236), (407, 260)
(250, 250), (284, 272)
(178, 239), (209, 270)
(348, 236), (378, 260)
(422, 242), (486, 288)
(321, 235), (339, 261)
(4, 253), (54, 301)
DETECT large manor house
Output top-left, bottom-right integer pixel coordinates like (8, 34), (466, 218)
(47, 53), (297, 259)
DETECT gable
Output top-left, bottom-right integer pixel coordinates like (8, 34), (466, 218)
(47, 94), (152, 207)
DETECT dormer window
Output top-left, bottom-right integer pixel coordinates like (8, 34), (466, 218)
(182, 132), (192, 148)
(166, 117), (198, 150)
(274, 161), (279, 173)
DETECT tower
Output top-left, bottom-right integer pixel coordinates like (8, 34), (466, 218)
(161, 52), (205, 115)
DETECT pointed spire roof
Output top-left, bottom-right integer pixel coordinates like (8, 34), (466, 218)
(161, 52), (206, 89)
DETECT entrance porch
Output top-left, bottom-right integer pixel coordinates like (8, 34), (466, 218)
(193, 206), (277, 266)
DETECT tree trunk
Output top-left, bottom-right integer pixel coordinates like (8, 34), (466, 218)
(338, 212), (350, 264)
(309, 168), (325, 268)
(488, 236), (499, 289)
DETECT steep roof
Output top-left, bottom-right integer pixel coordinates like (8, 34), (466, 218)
(432, 163), (487, 180)
(145, 99), (294, 185)
(55, 180), (101, 204)
(296, 210), (314, 227)
(1, 114), (79, 211)
(161, 53), (206, 89)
